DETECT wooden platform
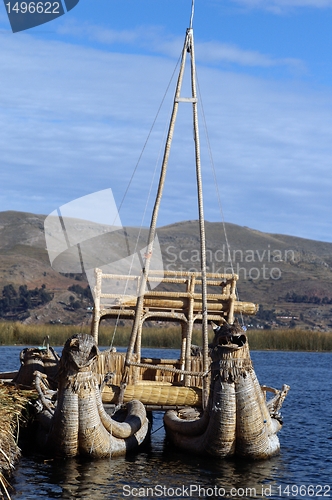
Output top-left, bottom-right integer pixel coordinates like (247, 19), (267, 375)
(90, 269), (258, 404)
(91, 269), (258, 343)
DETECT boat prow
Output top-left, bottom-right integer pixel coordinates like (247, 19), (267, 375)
(33, 333), (150, 458)
(164, 322), (290, 459)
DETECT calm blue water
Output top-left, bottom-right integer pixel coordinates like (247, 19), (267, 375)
(2, 347), (332, 499)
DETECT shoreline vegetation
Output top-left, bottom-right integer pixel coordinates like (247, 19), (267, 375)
(0, 322), (331, 351)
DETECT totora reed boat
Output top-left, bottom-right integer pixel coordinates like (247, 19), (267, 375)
(1, 0), (289, 472)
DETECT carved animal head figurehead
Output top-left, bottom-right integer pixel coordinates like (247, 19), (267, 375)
(61, 333), (99, 372)
(210, 320), (252, 382)
(210, 319), (247, 350)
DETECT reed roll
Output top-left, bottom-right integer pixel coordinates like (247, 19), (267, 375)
(164, 326), (289, 459)
(102, 382), (202, 406)
(110, 296), (257, 315)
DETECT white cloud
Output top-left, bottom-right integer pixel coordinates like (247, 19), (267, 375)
(57, 20), (174, 52)
(232, 0), (332, 12)
(0, 32), (331, 241)
(195, 42), (305, 71)
(57, 20), (141, 45)
(56, 20), (304, 71)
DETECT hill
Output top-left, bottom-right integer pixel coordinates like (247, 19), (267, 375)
(158, 221), (332, 330)
(0, 211), (331, 330)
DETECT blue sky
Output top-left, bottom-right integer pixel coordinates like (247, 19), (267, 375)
(1, 0), (332, 242)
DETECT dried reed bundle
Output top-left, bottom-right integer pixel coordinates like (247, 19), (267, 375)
(164, 325), (289, 459)
(93, 350), (207, 393)
(102, 382), (202, 406)
(0, 384), (32, 499)
(93, 351), (185, 386)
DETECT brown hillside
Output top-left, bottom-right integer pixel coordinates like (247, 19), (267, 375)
(0, 211), (331, 330)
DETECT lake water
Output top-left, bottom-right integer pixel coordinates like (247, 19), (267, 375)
(1, 347), (331, 499)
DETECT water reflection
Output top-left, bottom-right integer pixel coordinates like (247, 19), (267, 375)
(14, 416), (289, 500)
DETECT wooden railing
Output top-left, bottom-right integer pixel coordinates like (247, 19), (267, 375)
(91, 268), (257, 345)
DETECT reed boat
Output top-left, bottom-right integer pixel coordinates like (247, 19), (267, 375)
(76, 1), (289, 458)
(85, 0), (289, 459)
(1, 0), (289, 463)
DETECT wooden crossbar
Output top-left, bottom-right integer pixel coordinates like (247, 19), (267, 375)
(90, 268), (258, 345)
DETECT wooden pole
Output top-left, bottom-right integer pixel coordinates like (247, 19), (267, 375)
(188, 28), (209, 409)
(119, 29), (193, 401)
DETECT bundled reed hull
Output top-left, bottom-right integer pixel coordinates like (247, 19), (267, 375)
(35, 334), (149, 458)
(164, 325), (289, 459)
(13, 345), (60, 388)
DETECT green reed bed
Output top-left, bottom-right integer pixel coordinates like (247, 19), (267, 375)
(102, 326), (210, 349)
(247, 328), (332, 351)
(0, 322), (88, 346)
(0, 322), (331, 351)
(0, 322), (206, 348)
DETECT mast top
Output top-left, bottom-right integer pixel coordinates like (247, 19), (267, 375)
(189, 0), (195, 30)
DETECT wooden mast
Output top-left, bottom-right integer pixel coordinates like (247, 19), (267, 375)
(188, 10), (210, 409)
(120, 0), (210, 408)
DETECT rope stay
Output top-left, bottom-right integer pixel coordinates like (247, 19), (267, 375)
(108, 57), (182, 349)
(196, 76), (244, 326)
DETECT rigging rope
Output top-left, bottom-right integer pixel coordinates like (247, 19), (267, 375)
(108, 57), (182, 349)
(196, 75), (245, 326)
(113, 57), (182, 224)
(109, 110), (172, 349)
